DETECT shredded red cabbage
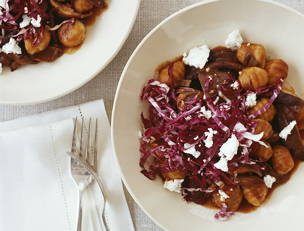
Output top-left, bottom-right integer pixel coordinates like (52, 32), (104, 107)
(214, 203), (235, 220)
(139, 56), (283, 219)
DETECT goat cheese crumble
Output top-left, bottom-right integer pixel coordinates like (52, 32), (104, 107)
(245, 93), (257, 107)
(20, 15), (31, 28)
(279, 120), (297, 140)
(263, 175), (276, 188)
(184, 144), (201, 158)
(31, 15), (42, 27)
(183, 45), (210, 69)
(200, 106), (212, 119)
(225, 29), (243, 50)
(230, 81), (239, 90)
(219, 134), (239, 161)
(0, 0), (9, 11)
(214, 134), (239, 172)
(204, 128), (217, 148)
(164, 179), (184, 193)
(2, 38), (22, 55)
(218, 190), (230, 201)
(214, 157), (228, 172)
(167, 140), (176, 146)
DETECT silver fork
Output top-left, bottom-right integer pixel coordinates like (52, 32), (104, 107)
(68, 117), (109, 231)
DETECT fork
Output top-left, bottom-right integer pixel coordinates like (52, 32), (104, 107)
(68, 117), (109, 231)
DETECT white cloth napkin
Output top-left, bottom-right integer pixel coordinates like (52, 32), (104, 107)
(0, 100), (134, 231)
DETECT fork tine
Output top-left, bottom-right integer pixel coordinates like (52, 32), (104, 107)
(85, 118), (92, 163)
(93, 119), (98, 170)
(79, 117), (84, 158)
(71, 117), (78, 153)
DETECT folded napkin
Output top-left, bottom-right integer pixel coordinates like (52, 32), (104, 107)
(0, 100), (134, 231)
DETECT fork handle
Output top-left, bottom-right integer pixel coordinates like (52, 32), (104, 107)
(94, 174), (110, 231)
(77, 196), (83, 231)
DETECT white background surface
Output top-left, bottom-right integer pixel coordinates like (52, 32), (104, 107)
(0, 0), (302, 230)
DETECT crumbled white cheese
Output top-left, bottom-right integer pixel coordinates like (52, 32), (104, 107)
(24, 7), (28, 13)
(193, 136), (199, 141)
(31, 15), (41, 27)
(184, 143), (192, 149)
(234, 122), (246, 132)
(19, 15), (31, 28)
(263, 175), (276, 188)
(230, 81), (239, 90)
(220, 104), (231, 111)
(225, 29), (243, 50)
(279, 120), (297, 140)
(200, 106), (212, 119)
(243, 131), (264, 142)
(204, 128), (217, 148)
(167, 140), (176, 146)
(185, 115), (192, 121)
(234, 122), (265, 145)
(218, 190), (230, 201)
(214, 157), (228, 172)
(163, 179), (184, 193)
(150, 80), (170, 93)
(214, 134), (239, 172)
(215, 181), (224, 187)
(2, 38), (22, 55)
(184, 145), (201, 158)
(219, 134), (239, 161)
(183, 45), (210, 69)
(0, 0), (9, 11)
(245, 93), (257, 107)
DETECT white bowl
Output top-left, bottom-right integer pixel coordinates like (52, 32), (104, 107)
(0, 0), (140, 105)
(112, 0), (304, 230)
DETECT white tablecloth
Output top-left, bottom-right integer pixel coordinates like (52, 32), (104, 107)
(0, 0), (302, 230)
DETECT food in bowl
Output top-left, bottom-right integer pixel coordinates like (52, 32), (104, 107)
(0, 0), (106, 72)
(139, 30), (304, 220)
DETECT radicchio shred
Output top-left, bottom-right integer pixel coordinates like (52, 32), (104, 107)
(139, 53), (283, 220)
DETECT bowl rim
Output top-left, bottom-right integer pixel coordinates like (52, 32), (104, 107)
(111, 0), (304, 230)
(2, 0), (141, 105)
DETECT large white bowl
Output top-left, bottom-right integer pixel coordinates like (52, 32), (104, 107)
(0, 0), (140, 105)
(112, 0), (304, 230)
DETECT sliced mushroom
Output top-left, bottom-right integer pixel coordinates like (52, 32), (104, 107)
(232, 166), (263, 177)
(58, 20), (86, 47)
(50, 0), (92, 18)
(0, 53), (37, 71)
(277, 105), (304, 160)
(209, 46), (239, 63)
(276, 91), (304, 106)
(206, 60), (243, 72)
(32, 46), (64, 62)
(199, 70), (234, 94)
